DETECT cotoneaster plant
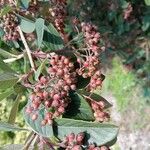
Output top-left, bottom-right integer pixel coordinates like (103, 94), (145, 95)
(0, 0), (118, 150)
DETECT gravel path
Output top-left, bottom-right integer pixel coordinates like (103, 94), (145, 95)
(102, 93), (150, 150)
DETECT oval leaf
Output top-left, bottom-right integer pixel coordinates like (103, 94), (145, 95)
(0, 144), (23, 150)
(35, 18), (45, 48)
(43, 24), (64, 50)
(64, 92), (94, 121)
(145, 0), (150, 6)
(23, 103), (53, 137)
(8, 94), (21, 124)
(0, 88), (14, 101)
(35, 58), (47, 81)
(0, 73), (18, 91)
(18, 15), (35, 33)
(54, 118), (119, 146)
(0, 57), (16, 73)
(0, 122), (28, 132)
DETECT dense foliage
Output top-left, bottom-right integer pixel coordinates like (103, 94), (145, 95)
(0, 0), (119, 149)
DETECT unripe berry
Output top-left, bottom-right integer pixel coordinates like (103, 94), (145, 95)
(58, 106), (65, 113)
(41, 119), (48, 126)
(100, 146), (109, 150)
(72, 145), (82, 150)
(68, 133), (75, 142)
(70, 84), (76, 90)
(32, 102), (40, 109)
(51, 99), (60, 107)
(57, 69), (64, 76)
(53, 94), (60, 100)
(40, 76), (47, 84)
(45, 112), (53, 120)
(25, 106), (33, 114)
(64, 58), (69, 65)
(31, 114), (38, 120)
(43, 91), (48, 99)
(76, 132), (84, 143)
(44, 100), (51, 107)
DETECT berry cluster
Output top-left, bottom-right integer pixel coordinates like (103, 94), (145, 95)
(60, 132), (110, 150)
(76, 22), (105, 91)
(81, 22), (104, 54)
(0, 0), (14, 7)
(60, 132), (85, 150)
(123, 3), (133, 20)
(91, 100), (109, 122)
(49, 0), (67, 37)
(88, 144), (110, 150)
(0, 13), (20, 41)
(25, 54), (77, 125)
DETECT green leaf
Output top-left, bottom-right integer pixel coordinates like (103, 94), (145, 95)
(43, 24), (64, 50)
(142, 16), (150, 31)
(90, 93), (112, 109)
(23, 103), (53, 137)
(0, 49), (18, 59)
(145, 0), (150, 6)
(8, 94), (22, 124)
(18, 15), (35, 33)
(0, 57), (16, 73)
(0, 144), (23, 150)
(0, 73), (18, 91)
(0, 122), (28, 131)
(54, 118), (119, 146)
(76, 76), (90, 89)
(0, 5), (13, 16)
(0, 88), (14, 101)
(0, 27), (4, 37)
(35, 18), (45, 48)
(35, 58), (47, 81)
(64, 92), (94, 121)
(20, 0), (30, 9)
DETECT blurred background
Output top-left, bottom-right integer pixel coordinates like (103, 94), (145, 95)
(0, 0), (150, 149)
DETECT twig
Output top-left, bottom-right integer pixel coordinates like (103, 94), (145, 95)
(17, 26), (35, 71)
(22, 132), (36, 150)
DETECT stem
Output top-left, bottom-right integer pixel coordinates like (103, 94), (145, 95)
(22, 132), (36, 150)
(17, 26), (35, 71)
(3, 53), (24, 63)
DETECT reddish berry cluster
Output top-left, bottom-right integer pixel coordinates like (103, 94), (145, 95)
(91, 100), (109, 122)
(60, 132), (110, 150)
(81, 22), (105, 54)
(123, 3), (133, 20)
(75, 22), (105, 91)
(0, 0), (14, 7)
(49, 0), (67, 37)
(0, 13), (20, 41)
(88, 144), (110, 150)
(25, 54), (77, 125)
(60, 132), (85, 150)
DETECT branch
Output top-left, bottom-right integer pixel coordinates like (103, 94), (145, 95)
(17, 26), (35, 71)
